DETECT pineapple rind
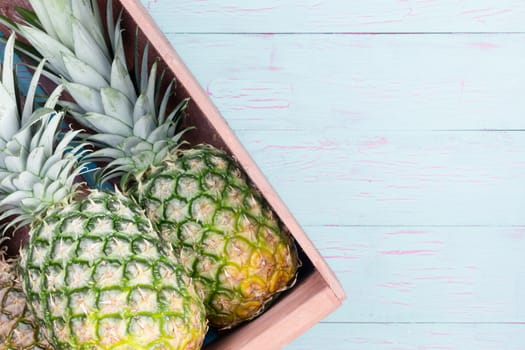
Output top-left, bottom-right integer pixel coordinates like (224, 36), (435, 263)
(20, 190), (207, 349)
(139, 145), (299, 329)
(0, 255), (52, 349)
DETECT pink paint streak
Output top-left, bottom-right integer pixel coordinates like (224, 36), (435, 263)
(474, 9), (513, 22)
(451, 292), (474, 295)
(205, 84), (213, 97)
(380, 249), (437, 255)
(469, 42), (500, 49)
(386, 230), (429, 235)
(422, 240), (445, 245)
(223, 5), (278, 13)
(388, 301), (411, 306)
(256, 33), (275, 38)
(235, 103), (290, 110)
(377, 281), (413, 288)
(363, 136), (388, 148)
(145, 0), (158, 10)
(323, 255), (358, 260)
(412, 267), (454, 271)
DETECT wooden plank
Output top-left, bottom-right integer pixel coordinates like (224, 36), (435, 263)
(162, 33), (525, 132)
(303, 226), (525, 323)
(141, 0), (525, 33)
(285, 323), (525, 349)
(233, 130), (525, 226)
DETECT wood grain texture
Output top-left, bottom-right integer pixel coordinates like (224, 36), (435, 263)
(286, 323), (525, 350)
(161, 33), (525, 132)
(140, 0), (525, 33)
(236, 130), (525, 226)
(304, 226), (525, 323)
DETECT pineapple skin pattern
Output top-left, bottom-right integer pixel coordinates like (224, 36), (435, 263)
(138, 145), (299, 329)
(19, 190), (208, 349)
(0, 257), (51, 350)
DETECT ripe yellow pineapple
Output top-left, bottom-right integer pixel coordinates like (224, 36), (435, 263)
(141, 145), (300, 328)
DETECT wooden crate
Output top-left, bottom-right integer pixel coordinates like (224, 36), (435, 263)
(0, 0), (346, 348)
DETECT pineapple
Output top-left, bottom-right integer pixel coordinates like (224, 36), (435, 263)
(0, 251), (51, 350)
(0, 34), (207, 348)
(6, 0), (299, 329)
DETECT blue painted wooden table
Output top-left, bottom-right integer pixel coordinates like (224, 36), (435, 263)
(142, 1), (525, 348)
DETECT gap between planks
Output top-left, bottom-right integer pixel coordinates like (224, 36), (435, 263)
(160, 32), (525, 35)
(318, 321), (525, 325)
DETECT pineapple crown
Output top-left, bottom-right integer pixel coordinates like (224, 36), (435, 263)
(0, 33), (89, 233)
(0, 110), (89, 233)
(2, 0), (189, 187)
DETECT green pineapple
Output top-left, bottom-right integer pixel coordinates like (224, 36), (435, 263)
(6, 0), (300, 329)
(0, 34), (207, 349)
(19, 186), (207, 349)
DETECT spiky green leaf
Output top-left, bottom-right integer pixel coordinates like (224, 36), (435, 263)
(26, 147), (46, 175)
(2, 33), (16, 102)
(72, 0), (106, 55)
(40, 0), (75, 49)
(88, 133), (125, 148)
(43, 88), (63, 112)
(4, 156), (26, 173)
(22, 58), (48, 124)
(146, 125), (171, 144)
(0, 84), (19, 142)
(18, 25), (73, 78)
(89, 148), (126, 162)
(133, 114), (156, 140)
(42, 157), (68, 180)
(113, 13), (127, 70)
(55, 129), (82, 155)
(83, 112), (132, 137)
(39, 113), (63, 157)
(13, 171), (40, 191)
(100, 87), (133, 126)
(145, 61), (158, 120)
(62, 54), (108, 90)
(110, 55), (136, 104)
(27, 0), (59, 40)
(71, 18), (111, 78)
(64, 82), (104, 114)
(140, 43), (150, 94)
(133, 94), (149, 124)
(1, 189), (30, 207)
(166, 98), (190, 126)
(157, 81), (174, 125)
(106, 0), (116, 49)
